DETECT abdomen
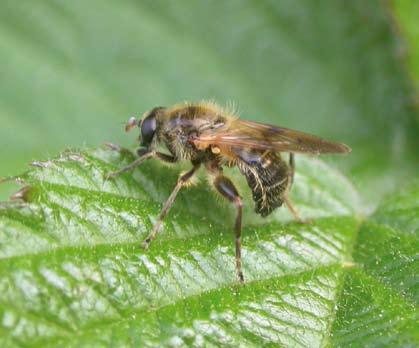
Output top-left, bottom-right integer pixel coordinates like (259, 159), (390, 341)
(238, 152), (289, 217)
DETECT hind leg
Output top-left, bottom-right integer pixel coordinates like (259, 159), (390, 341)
(284, 153), (307, 223)
(283, 195), (304, 223)
(288, 153), (295, 186)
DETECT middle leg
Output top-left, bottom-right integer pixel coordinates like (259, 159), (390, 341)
(213, 174), (244, 283)
(142, 163), (200, 250)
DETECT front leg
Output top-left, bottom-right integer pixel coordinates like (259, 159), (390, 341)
(141, 162), (200, 249)
(213, 174), (244, 284)
(105, 150), (155, 180)
(105, 148), (177, 180)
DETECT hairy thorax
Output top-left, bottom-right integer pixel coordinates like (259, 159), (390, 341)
(157, 105), (226, 162)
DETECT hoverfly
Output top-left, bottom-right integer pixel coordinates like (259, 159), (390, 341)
(107, 102), (351, 283)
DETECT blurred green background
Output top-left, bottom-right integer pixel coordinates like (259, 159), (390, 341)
(1, 0), (418, 205)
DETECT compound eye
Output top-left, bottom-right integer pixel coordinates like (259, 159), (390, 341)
(140, 114), (157, 147)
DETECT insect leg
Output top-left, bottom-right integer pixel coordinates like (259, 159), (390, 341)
(155, 152), (177, 163)
(139, 148), (177, 164)
(284, 153), (308, 223)
(213, 175), (244, 283)
(283, 194), (306, 224)
(105, 150), (155, 180)
(288, 153), (295, 186)
(142, 163), (200, 250)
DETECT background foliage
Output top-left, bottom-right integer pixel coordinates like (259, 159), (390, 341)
(394, 0), (419, 90)
(0, 0), (418, 347)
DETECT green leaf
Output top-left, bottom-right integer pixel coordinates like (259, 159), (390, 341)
(331, 181), (419, 347)
(0, 147), (417, 347)
(1, 0), (418, 203)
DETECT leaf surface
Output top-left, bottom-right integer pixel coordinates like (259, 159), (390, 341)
(0, 148), (417, 347)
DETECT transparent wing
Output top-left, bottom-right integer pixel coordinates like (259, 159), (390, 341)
(193, 119), (351, 155)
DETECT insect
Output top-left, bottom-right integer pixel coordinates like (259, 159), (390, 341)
(106, 102), (351, 283)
